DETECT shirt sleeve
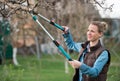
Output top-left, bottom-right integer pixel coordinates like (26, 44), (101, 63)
(80, 50), (109, 77)
(62, 31), (82, 52)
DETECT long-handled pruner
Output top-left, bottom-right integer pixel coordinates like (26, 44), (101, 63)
(30, 13), (72, 61)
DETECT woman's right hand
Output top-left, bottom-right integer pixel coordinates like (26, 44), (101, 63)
(62, 26), (69, 34)
(68, 60), (82, 69)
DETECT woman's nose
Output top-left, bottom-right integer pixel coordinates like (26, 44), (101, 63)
(87, 31), (91, 35)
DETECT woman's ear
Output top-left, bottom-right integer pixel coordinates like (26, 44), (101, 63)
(99, 32), (103, 37)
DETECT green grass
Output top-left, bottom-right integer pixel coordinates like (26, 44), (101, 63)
(107, 54), (120, 81)
(0, 53), (120, 81)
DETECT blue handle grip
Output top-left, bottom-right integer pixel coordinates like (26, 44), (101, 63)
(50, 21), (64, 31)
(53, 40), (72, 61)
(58, 46), (72, 61)
(52, 23), (64, 31)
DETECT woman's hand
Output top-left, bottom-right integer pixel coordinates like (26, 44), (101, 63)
(68, 60), (82, 69)
(62, 26), (69, 34)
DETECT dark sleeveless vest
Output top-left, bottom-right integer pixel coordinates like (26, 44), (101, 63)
(72, 41), (111, 81)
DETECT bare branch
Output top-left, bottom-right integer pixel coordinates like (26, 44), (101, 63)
(88, 0), (114, 12)
(0, 0), (114, 18)
(0, 0), (37, 17)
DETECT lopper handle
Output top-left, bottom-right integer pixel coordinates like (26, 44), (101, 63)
(58, 45), (73, 61)
(53, 40), (72, 61)
(49, 21), (65, 31)
(38, 14), (65, 31)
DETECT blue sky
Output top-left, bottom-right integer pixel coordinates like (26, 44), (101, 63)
(95, 0), (120, 18)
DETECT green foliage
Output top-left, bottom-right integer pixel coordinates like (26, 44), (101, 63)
(0, 20), (11, 36)
(0, 20), (13, 60)
(0, 64), (24, 81)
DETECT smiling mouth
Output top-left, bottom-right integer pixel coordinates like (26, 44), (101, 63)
(87, 36), (92, 38)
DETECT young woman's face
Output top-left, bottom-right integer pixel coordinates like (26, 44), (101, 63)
(87, 24), (102, 42)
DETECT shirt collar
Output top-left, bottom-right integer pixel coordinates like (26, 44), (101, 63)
(82, 40), (102, 52)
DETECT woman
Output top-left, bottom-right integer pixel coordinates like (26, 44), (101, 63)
(62, 21), (111, 81)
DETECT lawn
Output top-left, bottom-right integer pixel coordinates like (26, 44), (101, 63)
(0, 53), (120, 81)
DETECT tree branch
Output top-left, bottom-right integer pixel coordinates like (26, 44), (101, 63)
(0, 0), (37, 17)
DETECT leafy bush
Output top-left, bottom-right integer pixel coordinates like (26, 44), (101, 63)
(0, 64), (24, 81)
